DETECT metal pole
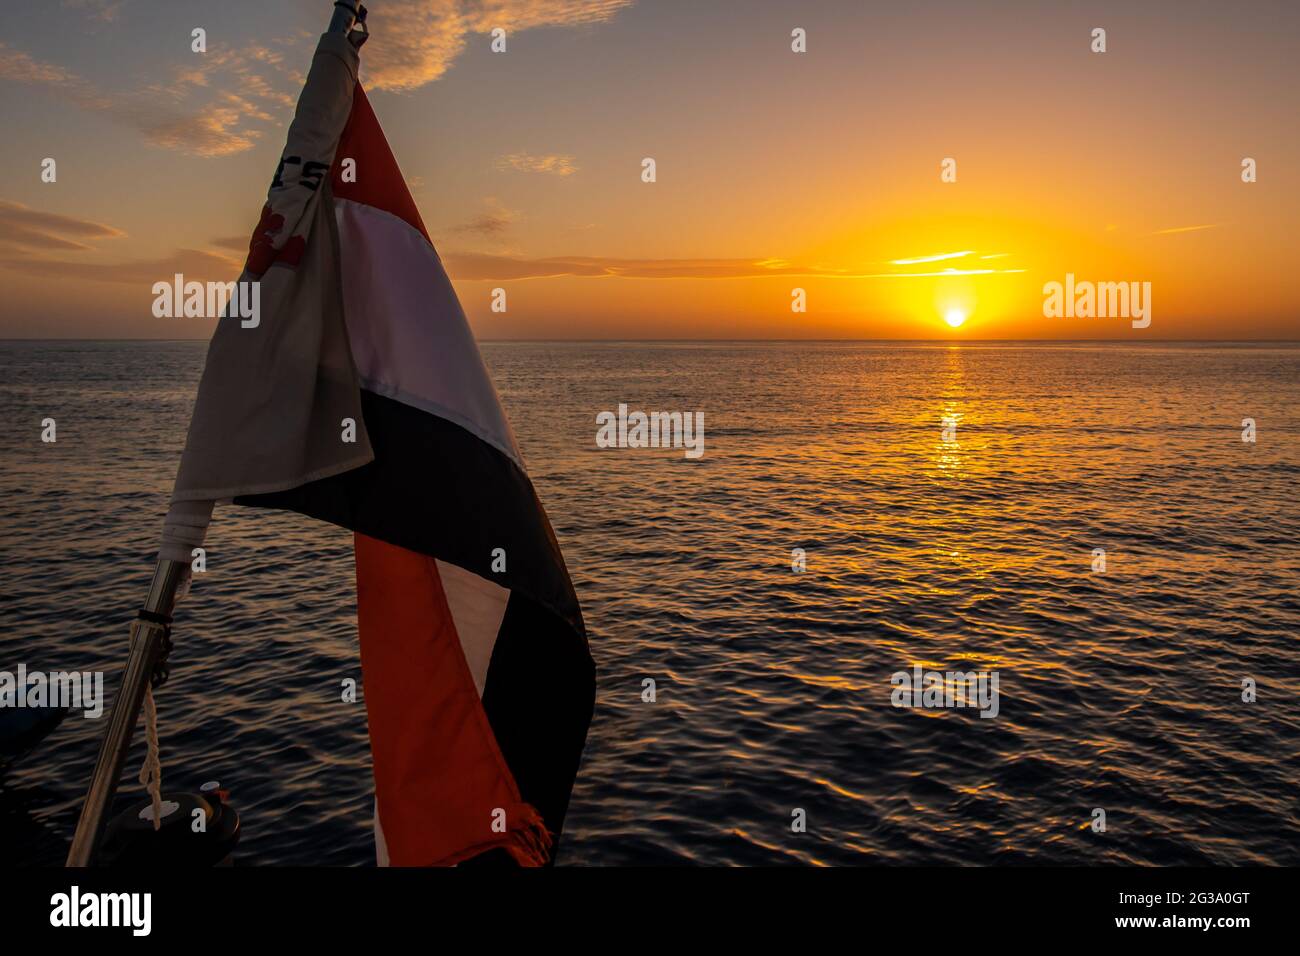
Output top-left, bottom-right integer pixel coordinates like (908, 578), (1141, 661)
(66, 559), (186, 866)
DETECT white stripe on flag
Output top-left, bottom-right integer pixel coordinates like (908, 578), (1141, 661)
(435, 559), (510, 697)
(334, 197), (522, 467)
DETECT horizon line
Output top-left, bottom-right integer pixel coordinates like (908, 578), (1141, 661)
(4, 337), (1299, 345)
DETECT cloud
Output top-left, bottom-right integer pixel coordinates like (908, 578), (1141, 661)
(0, 200), (126, 253)
(0, 248), (242, 284)
(209, 236), (251, 252)
(496, 151), (578, 176)
(891, 251), (973, 265)
(364, 0), (633, 91)
(441, 254), (850, 280)
(140, 106), (262, 157)
(62, 0), (127, 23)
(447, 197), (521, 236)
(0, 225), (94, 252)
(0, 201), (244, 286)
(439, 252), (1028, 281)
(152, 44), (295, 114)
(1, 3), (629, 153)
(0, 44), (110, 107)
(1151, 224), (1219, 236)
(865, 267), (1026, 278)
(0, 37), (299, 157)
(877, 250), (1024, 277)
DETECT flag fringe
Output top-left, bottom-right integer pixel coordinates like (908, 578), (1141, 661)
(431, 802), (553, 868)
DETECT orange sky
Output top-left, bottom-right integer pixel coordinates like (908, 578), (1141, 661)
(1, 0), (1297, 339)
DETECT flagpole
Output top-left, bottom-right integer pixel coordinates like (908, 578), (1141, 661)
(65, 560), (185, 866)
(64, 0), (368, 868)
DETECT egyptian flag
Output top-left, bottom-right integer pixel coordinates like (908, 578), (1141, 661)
(160, 31), (594, 867)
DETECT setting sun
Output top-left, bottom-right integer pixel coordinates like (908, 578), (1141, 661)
(944, 308), (967, 329)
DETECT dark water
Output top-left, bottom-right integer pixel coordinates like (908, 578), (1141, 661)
(2, 340), (1299, 866)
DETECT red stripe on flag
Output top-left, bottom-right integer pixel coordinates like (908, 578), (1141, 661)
(333, 85), (431, 243)
(354, 532), (551, 866)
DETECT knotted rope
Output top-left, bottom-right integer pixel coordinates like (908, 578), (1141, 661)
(138, 684), (163, 830)
(132, 612), (173, 831)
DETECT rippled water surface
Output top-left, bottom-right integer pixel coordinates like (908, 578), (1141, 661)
(3, 340), (1299, 866)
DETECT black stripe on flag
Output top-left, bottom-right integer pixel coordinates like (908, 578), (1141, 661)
(236, 389), (595, 851)
(237, 389), (584, 636)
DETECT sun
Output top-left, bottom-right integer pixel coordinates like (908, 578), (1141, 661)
(944, 307), (967, 329)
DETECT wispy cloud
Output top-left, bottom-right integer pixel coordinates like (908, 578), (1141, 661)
(448, 197), (521, 236)
(441, 252), (1027, 281)
(364, 0), (633, 91)
(496, 152), (579, 176)
(877, 250), (1024, 277)
(0, 203), (242, 281)
(443, 254), (854, 280)
(865, 267), (1026, 278)
(209, 236), (251, 253)
(0, 44), (109, 106)
(152, 44), (296, 114)
(891, 251), (974, 265)
(62, 0), (127, 23)
(140, 107), (262, 157)
(1, 3), (630, 153)
(0, 200), (125, 253)
(0, 248), (241, 284)
(0, 36), (300, 157)
(445, 254), (798, 280)
(1151, 223), (1220, 236)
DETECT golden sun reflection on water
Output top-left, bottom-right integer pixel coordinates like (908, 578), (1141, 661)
(934, 349), (969, 474)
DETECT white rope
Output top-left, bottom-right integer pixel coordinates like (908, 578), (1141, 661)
(138, 684), (163, 830)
